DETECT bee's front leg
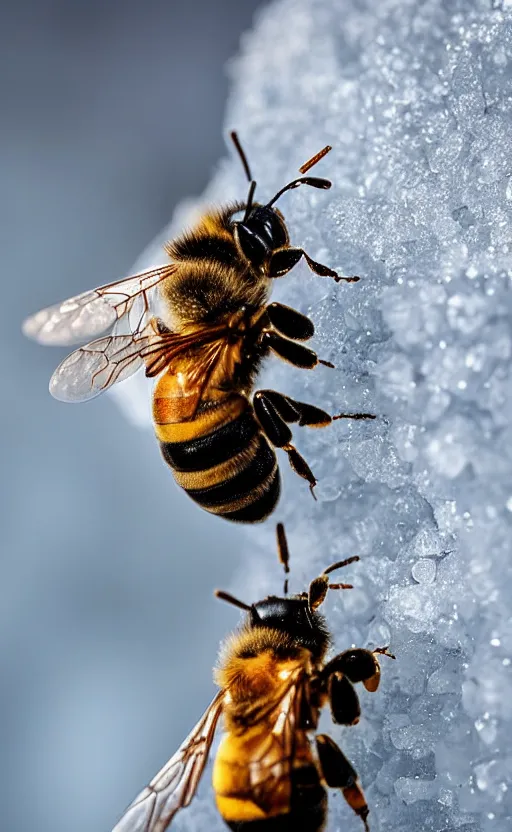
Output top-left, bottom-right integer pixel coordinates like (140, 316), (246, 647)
(268, 246), (359, 283)
(320, 647), (395, 694)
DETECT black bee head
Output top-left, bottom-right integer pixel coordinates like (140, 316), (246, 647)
(249, 594), (330, 658)
(215, 520), (354, 662)
(229, 131), (332, 272)
(233, 204), (288, 269)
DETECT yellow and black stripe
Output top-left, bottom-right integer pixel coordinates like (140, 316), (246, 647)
(213, 726), (327, 831)
(154, 394), (280, 523)
(215, 770), (327, 832)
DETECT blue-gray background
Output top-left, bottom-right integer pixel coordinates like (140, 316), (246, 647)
(2, 3), (264, 830)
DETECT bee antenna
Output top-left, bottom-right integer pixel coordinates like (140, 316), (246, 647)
(244, 180), (257, 222)
(323, 555), (360, 575)
(214, 589), (251, 612)
(230, 131), (253, 182)
(276, 523), (290, 596)
(266, 176), (331, 208)
(230, 132), (258, 221)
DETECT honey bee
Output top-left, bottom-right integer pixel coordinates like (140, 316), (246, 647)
(23, 134), (374, 522)
(112, 524), (394, 832)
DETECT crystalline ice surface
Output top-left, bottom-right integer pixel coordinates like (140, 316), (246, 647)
(115, 1), (512, 830)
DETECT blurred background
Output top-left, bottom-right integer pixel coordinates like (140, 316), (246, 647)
(1, 2), (265, 830)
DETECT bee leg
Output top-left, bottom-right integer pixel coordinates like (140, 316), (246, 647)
(327, 673), (361, 725)
(320, 647), (395, 694)
(267, 247), (303, 277)
(291, 396), (376, 424)
(260, 390), (376, 427)
(254, 390), (293, 448)
(260, 330), (334, 369)
(259, 333), (376, 418)
(283, 443), (318, 497)
(283, 399), (377, 424)
(268, 247), (359, 283)
(315, 734), (370, 831)
(253, 390), (318, 497)
(266, 301), (315, 341)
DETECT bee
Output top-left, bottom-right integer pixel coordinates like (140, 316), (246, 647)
(112, 524), (394, 832)
(23, 134), (374, 522)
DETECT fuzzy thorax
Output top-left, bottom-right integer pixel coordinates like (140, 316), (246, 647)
(160, 205), (271, 331)
(215, 626), (313, 703)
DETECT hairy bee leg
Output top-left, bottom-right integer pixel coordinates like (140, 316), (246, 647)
(268, 247), (303, 277)
(254, 389), (356, 496)
(253, 391), (375, 496)
(266, 301), (315, 341)
(261, 390), (376, 428)
(268, 246), (360, 283)
(260, 330), (333, 369)
(283, 442), (318, 497)
(253, 390), (293, 448)
(327, 673), (361, 725)
(253, 389), (301, 424)
(303, 251), (360, 283)
(320, 647), (395, 693)
(315, 734), (370, 831)
(253, 391), (318, 496)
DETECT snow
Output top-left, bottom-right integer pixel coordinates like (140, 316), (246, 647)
(114, 1), (512, 829)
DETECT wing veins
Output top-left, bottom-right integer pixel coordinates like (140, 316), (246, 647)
(49, 322), (231, 403)
(112, 692), (223, 832)
(23, 263), (178, 346)
(243, 670), (309, 814)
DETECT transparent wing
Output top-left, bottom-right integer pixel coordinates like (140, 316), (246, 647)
(143, 324), (230, 381)
(113, 692), (224, 832)
(49, 323), (232, 403)
(22, 264), (177, 346)
(49, 334), (153, 402)
(244, 670), (311, 810)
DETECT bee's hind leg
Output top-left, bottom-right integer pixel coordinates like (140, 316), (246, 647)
(315, 734), (370, 831)
(253, 389), (375, 498)
(253, 390), (318, 498)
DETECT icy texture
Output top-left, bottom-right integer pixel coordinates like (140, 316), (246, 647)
(116, 1), (512, 830)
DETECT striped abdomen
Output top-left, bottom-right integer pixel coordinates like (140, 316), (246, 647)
(153, 376), (280, 522)
(213, 728), (327, 831)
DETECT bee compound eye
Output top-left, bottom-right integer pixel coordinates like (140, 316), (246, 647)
(235, 223), (267, 267)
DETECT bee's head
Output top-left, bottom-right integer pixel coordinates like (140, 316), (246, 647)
(249, 592), (329, 657)
(215, 524), (359, 660)
(229, 131), (332, 270)
(233, 204), (288, 269)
